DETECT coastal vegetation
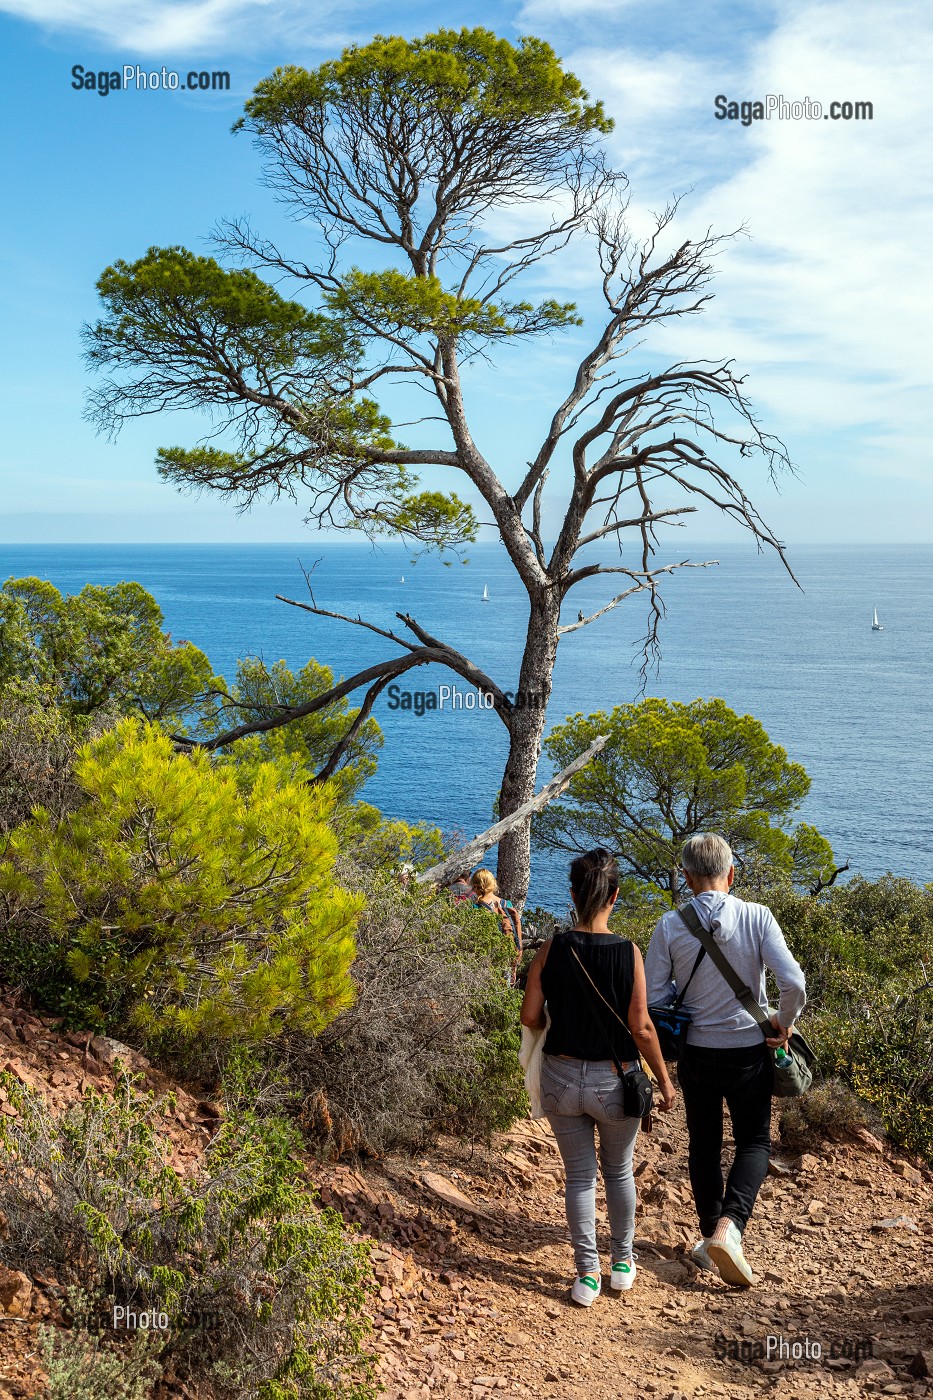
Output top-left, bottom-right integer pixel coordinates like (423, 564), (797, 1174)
(1, 569), (932, 1396)
(0, 576), (520, 1395)
(535, 698), (837, 902)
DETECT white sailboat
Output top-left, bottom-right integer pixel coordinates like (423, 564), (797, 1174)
(399, 574), (405, 583)
(481, 584), (490, 602)
(871, 607), (883, 631)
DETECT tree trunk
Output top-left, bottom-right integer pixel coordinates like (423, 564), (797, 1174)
(494, 594), (561, 905)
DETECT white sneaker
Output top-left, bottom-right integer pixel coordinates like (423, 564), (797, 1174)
(571, 1274), (601, 1306)
(691, 1238), (715, 1272)
(610, 1257), (637, 1291)
(707, 1221), (754, 1287)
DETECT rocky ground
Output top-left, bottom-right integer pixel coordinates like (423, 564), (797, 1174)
(324, 1114), (933, 1400)
(1, 985), (932, 1400)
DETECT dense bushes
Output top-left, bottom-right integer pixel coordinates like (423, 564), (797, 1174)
(0, 718), (362, 1069)
(769, 877), (933, 1159)
(0, 576), (531, 1400)
(0, 576), (216, 728)
(284, 867), (525, 1157)
(0, 683), (101, 834)
(0, 687), (521, 1160)
(0, 1072), (375, 1399)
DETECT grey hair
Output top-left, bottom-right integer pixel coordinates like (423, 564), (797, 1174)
(681, 833), (733, 877)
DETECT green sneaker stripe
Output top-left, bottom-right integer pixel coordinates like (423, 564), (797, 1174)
(578, 1275), (599, 1290)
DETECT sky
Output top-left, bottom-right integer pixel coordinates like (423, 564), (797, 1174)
(1, 0), (931, 545)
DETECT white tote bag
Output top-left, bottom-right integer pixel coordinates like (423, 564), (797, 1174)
(518, 1006), (551, 1119)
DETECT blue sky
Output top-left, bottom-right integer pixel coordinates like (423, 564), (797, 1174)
(1, 0), (930, 544)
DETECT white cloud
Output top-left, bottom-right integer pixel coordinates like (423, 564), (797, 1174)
(0, 0), (360, 54)
(552, 2), (933, 482)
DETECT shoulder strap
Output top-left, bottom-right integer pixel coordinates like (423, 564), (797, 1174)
(676, 902), (770, 1030)
(671, 944), (706, 1011)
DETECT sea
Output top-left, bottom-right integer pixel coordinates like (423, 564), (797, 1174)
(2, 541), (930, 910)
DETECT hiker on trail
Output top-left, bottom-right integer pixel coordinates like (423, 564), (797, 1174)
(471, 869), (523, 984)
(644, 832), (807, 1288)
(520, 848), (675, 1306)
(447, 869), (473, 904)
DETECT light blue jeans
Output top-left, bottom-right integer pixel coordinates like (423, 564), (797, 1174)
(541, 1054), (641, 1276)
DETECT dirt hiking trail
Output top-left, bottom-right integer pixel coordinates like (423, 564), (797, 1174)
(0, 992), (931, 1399)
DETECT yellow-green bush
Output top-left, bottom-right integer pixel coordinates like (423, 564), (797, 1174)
(0, 718), (363, 1066)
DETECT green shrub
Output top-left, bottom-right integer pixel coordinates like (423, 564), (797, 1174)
(822, 980), (933, 1161)
(778, 1078), (877, 1152)
(284, 868), (525, 1155)
(0, 1073), (375, 1400)
(769, 877), (933, 1161)
(0, 718), (362, 1068)
(768, 877), (933, 1005)
(40, 1289), (163, 1400)
(330, 798), (444, 871)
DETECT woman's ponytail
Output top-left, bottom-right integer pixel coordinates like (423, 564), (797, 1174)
(569, 847), (620, 923)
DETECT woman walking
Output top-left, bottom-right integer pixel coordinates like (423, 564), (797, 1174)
(471, 868), (522, 985)
(520, 849), (675, 1305)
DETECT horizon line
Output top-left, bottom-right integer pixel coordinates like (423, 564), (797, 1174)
(3, 540), (933, 552)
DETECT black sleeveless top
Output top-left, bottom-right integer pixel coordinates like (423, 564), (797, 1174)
(540, 930), (638, 1062)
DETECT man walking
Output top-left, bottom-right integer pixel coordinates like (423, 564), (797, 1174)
(644, 833), (806, 1286)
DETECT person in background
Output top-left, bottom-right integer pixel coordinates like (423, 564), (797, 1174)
(470, 868), (523, 984)
(446, 869), (473, 903)
(521, 849), (675, 1306)
(644, 832), (806, 1288)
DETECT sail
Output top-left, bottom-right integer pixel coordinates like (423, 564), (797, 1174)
(482, 584), (489, 601)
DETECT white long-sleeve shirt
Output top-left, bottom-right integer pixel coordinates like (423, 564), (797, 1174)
(644, 890), (807, 1048)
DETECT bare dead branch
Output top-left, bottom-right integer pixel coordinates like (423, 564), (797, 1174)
(808, 860), (851, 898)
(415, 734), (610, 891)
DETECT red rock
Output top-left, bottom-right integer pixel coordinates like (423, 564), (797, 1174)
(0, 1266), (32, 1317)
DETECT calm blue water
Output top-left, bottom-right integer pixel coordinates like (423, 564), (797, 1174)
(2, 541), (930, 907)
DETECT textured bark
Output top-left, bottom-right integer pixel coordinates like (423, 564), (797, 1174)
(494, 595), (561, 905)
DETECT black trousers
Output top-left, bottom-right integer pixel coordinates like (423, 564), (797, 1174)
(678, 1041), (773, 1238)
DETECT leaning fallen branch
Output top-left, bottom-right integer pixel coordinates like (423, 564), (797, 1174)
(415, 735), (609, 890)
